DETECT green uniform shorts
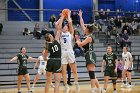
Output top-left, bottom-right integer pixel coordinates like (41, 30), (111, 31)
(104, 68), (117, 78)
(46, 58), (62, 73)
(85, 51), (96, 66)
(17, 67), (28, 75)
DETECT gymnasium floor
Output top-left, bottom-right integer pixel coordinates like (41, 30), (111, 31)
(0, 80), (140, 93)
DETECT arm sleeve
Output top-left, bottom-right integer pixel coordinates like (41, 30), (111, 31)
(114, 54), (117, 60)
(103, 54), (106, 60)
(16, 54), (20, 59)
(26, 55), (29, 59)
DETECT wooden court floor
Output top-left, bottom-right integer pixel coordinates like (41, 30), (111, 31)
(0, 82), (140, 93)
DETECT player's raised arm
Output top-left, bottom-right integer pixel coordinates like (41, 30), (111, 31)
(78, 9), (86, 33)
(55, 14), (64, 43)
(55, 13), (64, 31)
(67, 10), (74, 36)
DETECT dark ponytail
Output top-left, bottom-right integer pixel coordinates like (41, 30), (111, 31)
(87, 25), (93, 33)
(20, 47), (23, 53)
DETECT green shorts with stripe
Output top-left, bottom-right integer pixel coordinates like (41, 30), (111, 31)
(17, 67), (28, 75)
(104, 68), (117, 78)
(85, 51), (96, 66)
(46, 58), (62, 73)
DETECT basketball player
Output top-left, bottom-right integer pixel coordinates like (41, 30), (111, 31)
(32, 49), (54, 88)
(59, 9), (80, 92)
(121, 47), (133, 88)
(44, 14), (63, 93)
(9, 47), (37, 93)
(101, 46), (118, 93)
(75, 9), (103, 93)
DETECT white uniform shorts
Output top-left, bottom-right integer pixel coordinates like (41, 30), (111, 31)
(38, 66), (46, 75)
(61, 50), (76, 64)
(124, 63), (133, 71)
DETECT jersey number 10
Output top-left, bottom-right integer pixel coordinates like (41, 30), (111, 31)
(52, 45), (59, 53)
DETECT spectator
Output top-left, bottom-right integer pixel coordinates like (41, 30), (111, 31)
(110, 26), (121, 45)
(0, 23), (3, 35)
(111, 26), (118, 37)
(42, 24), (55, 38)
(49, 14), (56, 28)
(114, 18), (122, 28)
(94, 12), (100, 21)
(73, 28), (84, 57)
(137, 23), (140, 35)
(73, 43), (83, 57)
(22, 28), (31, 36)
(122, 22), (131, 35)
(100, 11), (107, 20)
(93, 21), (101, 37)
(108, 18), (115, 30)
(41, 24), (49, 36)
(33, 23), (42, 39)
(71, 11), (79, 26)
(93, 21), (101, 31)
(121, 30), (131, 48)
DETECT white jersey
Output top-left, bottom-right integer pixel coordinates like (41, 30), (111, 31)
(122, 52), (133, 70)
(38, 56), (47, 75)
(60, 31), (76, 64)
(38, 56), (47, 67)
(60, 31), (73, 51)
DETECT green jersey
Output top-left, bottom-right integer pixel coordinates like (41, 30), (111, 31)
(48, 40), (61, 58)
(103, 53), (117, 69)
(17, 53), (29, 68)
(82, 34), (94, 53)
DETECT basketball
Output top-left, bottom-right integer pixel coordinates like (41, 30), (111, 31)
(62, 9), (69, 19)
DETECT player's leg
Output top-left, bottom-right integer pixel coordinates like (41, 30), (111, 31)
(45, 71), (52, 93)
(85, 52), (102, 93)
(87, 64), (96, 88)
(111, 71), (117, 93)
(102, 69), (111, 93)
(62, 64), (68, 85)
(68, 50), (80, 91)
(122, 69), (127, 87)
(61, 54), (70, 92)
(17, 75), (23, 93)
(127, 70), (132, 87)
(24, 73), (32, 92)
(112, 78), (117, 93)
(42, 66), (54, 88)
(32, 73), (40, 88)
(61, 51), (68, 85)
(68, 50), (79, 85)
(104, 76), (109, 90)
(54, 72), (61, 93)
(69, 63), (78, 85)
(87, 64), (102, 93)
(53, 59), (62, 93)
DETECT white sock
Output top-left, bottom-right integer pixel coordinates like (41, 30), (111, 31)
(18, 90), (21, 92)
(32, 84), (35, 87)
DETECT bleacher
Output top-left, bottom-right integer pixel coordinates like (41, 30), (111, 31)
(0, 21), (140, 85)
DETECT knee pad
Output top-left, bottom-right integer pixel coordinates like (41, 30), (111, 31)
(88, 71), (95, 79)
(112, 79), (117, 84)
